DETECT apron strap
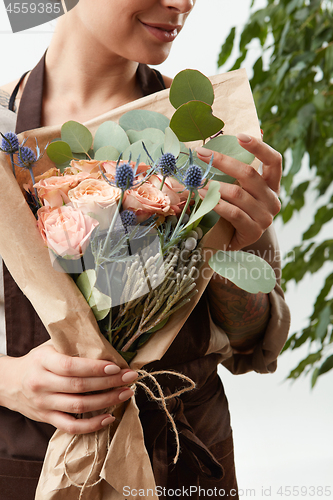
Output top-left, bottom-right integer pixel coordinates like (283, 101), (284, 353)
(14, 53), (46, 134)
(8, 71), (29, 112)
(137, 63), (166, 94)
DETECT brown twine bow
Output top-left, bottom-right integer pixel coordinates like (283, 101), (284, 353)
(63, 369), (196, 500)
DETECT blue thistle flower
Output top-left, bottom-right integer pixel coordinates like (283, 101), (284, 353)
(120, 210), (137, 231)
(184, 164), (204, 189)
(115, 162), (134, 191)
(1, 132), (19, 154)
(18, 146), (37, 169)
(177, 149), (215, 192)
(158, 153), (177, 177)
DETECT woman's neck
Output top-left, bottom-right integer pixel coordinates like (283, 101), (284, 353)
(42, 14), (143, 126)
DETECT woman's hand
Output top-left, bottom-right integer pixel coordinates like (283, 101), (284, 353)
(0, 343), (138, 435)
(196, 133), (282, 251)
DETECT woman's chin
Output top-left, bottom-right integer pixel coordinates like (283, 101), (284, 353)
(135, 47), (172, 67)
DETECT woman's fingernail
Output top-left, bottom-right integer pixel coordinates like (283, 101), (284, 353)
(236, 133), (252, 143)
(118, 389), (134, 401)
(196, 147), (213, 157)
(121, 371), (138, 383)
(104, 364), (121, 375)
(101, 415), (115, 426)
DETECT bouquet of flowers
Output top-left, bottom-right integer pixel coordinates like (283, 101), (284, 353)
(0, 69), (276, 500)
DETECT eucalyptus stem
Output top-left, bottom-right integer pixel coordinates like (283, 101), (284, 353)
(171, 189), (193, 240)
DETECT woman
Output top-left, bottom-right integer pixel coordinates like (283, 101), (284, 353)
(0, 1), (290, 498)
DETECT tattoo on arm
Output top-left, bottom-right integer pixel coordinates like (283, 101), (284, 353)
(207, 274), (270, 352)
(0, 89), (16, 112)
(0, 89), (10, 108)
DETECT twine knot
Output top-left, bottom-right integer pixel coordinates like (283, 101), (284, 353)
(63, 369), (196, 499)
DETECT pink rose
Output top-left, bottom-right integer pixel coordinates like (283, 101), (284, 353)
(101, 161), (117, 178)
(122, 183), (173, 222)
(148, 175), (183, 211)
(24, 167), (60, 195)
(69, 159), (103, 174)
(68, 178), (122, 230)
(34, 173), (91, 208)
(37, 205), (99, 259)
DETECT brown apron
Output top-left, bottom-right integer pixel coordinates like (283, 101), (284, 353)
(0, 55), (238, 499)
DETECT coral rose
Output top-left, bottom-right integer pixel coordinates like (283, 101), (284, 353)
(122, 183), (173, 222)
(37, 205), (99, 259)
(34, 173), (91, 208)
(148, 175), (184, 213)
(24, 167), (60, 195)
(68, 178), (122, 230)
(69, 159), (102, 174)
(35, 167), (60, 182)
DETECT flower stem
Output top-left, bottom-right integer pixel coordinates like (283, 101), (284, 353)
(171, 189), (193, 240)
(105, 267), (113, 338)
(9, 153), (16, 178)
(28, 167), (40, 206)
(101, 191), (124, 256)
(159, 176), (166, 191)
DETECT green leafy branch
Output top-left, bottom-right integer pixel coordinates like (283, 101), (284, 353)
(217, 0), (333, 386)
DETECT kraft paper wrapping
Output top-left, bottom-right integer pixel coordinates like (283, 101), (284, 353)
(0, 69), (261, 500)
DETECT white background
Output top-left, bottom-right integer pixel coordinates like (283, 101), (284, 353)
(0, 1), (332, 498)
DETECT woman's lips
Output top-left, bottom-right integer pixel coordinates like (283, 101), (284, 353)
(140, 22), (180, 43)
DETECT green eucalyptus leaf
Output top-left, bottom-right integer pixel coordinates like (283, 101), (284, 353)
(136, 331), (154, 349)
(54, 161), (71, 173)
(170, 101), (224, 142)
(73, 153), (89, 161)
(89, 287), (112, 321)
(152, 138), (185, 164)
(76, 271), (111, 320)
(147, 316), (169, 334)
(118, 350), (137, 363)
(123, 140), (154, 164)
(209, 251), (276, 294)
(169, 69), (215, 109)
(126, 128), (165, 145)
(184, 180), (221, 230)
(47, 141), (74, 164)
(210, 166), (235, 184)
(94, 121), (130, 153)
(199, 211), (220, 233)
(61, 121), (93, 154)
(76, 270), (97, 302)
(94, 146), (120, 161)
(119, 110), (170, 132)
(164, 127), (180, 157)
(175, 143), (190, 168)
(204, 136), (255, 164)
(150, 142), (164, 162)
